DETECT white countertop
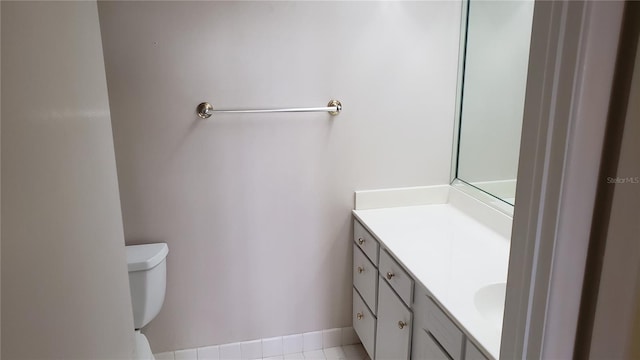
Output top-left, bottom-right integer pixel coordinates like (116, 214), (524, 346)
(353, 202), (510, 359)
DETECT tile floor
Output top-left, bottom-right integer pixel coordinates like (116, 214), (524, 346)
(265, 344), (369, 360)
(156, 327), (366, 360)
(156, 343), (369, 360)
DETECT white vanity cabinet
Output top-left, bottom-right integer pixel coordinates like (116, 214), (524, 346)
(353, 219), (492, 360)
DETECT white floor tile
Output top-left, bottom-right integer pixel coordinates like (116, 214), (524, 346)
(323, 347), (346, 360)
(283, 334), (303, 355)
(220, 342), (242, 360)
(241, 340), (262, 360)
(262, 357), (284, 360)
(175, 348), (197, 360)
(342, 344), (366, 360)
(198, 345), (220, 360)
(302, 349), (326, 360)
(154, 352), (175, 360)
(302, 331), (323, 352)
(262, 337), (283, 358)
(283, 353), (305, 360)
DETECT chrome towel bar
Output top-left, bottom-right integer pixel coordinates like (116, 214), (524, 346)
(196, 99), (342, 119)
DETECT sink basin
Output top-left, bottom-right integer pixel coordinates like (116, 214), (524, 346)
(474, 282), (507, 330)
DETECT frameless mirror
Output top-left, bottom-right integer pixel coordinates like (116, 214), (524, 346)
(454, 0), (535, 205)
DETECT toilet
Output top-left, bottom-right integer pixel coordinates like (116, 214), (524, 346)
(126, 243), (169, 359)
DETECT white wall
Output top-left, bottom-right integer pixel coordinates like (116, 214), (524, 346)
(1, 2), (136, 358)
(98, 1), (461, 352)
(457, 0), (534, 183)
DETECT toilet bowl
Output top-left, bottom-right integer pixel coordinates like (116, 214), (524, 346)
(126, 243), (169, 359)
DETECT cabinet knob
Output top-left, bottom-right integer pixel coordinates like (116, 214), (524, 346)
(357, 312), (364, 320)
(358, 238), (365, 245)
(386, 271), (395, 280)
(357, 266), (364, 274)
(398, 321), (407, 329)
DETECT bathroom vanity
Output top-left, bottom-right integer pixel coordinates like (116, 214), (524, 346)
(350, 0), (532, 356)
(351, 186), (511, 360)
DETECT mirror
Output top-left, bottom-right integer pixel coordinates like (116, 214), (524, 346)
(454, 0), (535, 205)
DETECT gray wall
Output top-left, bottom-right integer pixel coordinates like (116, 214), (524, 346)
(98, 1), (461, 352)
(1, 1), (136, 358)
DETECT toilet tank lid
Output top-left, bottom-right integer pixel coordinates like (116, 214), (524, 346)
(126, 243), (169, 272)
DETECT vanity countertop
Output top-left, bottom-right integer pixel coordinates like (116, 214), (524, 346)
(353, 193), (511, 359)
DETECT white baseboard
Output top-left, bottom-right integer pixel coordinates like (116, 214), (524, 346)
(154, 326), (361, 360)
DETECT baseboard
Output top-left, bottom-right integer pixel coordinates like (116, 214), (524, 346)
(154, 326), (361, 360)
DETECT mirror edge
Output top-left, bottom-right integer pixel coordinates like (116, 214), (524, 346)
(450, 0), (516, 216)
(450, 0), (469, 183)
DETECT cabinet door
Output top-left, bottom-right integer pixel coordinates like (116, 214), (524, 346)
(353, 288), (376, 359)
(354, 244), (378, 313)
(376, 278), (412, 360)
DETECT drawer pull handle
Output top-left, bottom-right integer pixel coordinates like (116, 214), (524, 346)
(357, 266), (364, 274)
(398, 321), (407, 329)
(386, 271), (395, 280)
(357, 312), (364, 320)
(358, 238), (365, 245)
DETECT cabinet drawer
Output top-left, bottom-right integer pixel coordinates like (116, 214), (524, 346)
(413, 329), (451, 360)
(354, 220), (379, 265)
(379, 250), (414, 307)
(353, 288), (376, 359)
(375, 279), (412, 360)
(353, 244), (378, 314)
(465, 340), (489, 360)
(425, 297), (464, 360)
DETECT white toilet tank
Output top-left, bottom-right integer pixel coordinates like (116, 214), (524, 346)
(126, 243), (169, 330)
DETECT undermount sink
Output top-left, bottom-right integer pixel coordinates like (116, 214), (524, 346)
(474, 282), (507, 330)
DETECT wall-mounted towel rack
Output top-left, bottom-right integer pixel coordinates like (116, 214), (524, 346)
(196, 99), (342, 119)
